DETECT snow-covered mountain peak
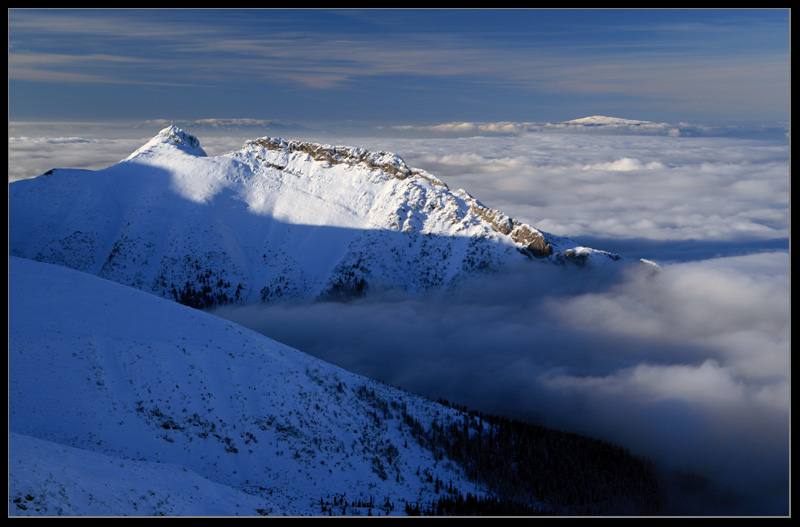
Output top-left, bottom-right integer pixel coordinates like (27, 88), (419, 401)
(126, 125), (207, 160)
(231, 135), (558, 259)
(10, 128), (625, 308)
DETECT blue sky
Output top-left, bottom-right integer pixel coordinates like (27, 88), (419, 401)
(9, 9), (791, 128)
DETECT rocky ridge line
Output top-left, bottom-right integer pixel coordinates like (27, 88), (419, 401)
(246, 136), (553, 258)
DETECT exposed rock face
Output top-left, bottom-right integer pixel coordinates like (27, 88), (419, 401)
(148, 125), (208, 156)
(247, 137), (449, 187)
(469, 202), (552, 258)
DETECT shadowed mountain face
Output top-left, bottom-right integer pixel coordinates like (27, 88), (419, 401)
(9, 126), (623, 308)
(9, 256), (664, 516)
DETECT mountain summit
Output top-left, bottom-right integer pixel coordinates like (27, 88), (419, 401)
(9, 126), (622, 308)
(127, 124), (208, 158)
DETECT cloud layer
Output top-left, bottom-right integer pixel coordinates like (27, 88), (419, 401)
(214, 251), (790, 515)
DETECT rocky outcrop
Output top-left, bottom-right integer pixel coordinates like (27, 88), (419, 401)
(246, 137), (448, 188)
(469, 202), (552, 258)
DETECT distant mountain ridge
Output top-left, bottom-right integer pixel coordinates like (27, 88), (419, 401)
(565, 115), (655, 126)
(9, 126), (623, 309)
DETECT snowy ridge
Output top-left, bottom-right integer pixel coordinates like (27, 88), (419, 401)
(8, 256), (488, 516)
(9, 126), (623, 309)
(9, 257), (662, 516)
(127, 125), (208, 158)
(242, 136), (448, 187)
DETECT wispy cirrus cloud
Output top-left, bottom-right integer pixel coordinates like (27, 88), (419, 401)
(9, 9), (790, 124)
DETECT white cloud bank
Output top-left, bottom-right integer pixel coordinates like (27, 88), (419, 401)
(214, 250), (790, 515)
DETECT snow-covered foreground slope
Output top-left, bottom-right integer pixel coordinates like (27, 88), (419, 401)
(9, 256), (663, 516)
(8, 256), (489, 516)
(9, 126), (622, 308)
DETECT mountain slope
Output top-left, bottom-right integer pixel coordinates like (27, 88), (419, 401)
(9, 126), (621, 308)
(8, 256), (488, 516)
(9, 256), (662, 516)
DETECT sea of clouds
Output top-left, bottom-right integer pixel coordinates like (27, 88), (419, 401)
(214, 250), (789, 515)
(9, 122), (790, 515)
